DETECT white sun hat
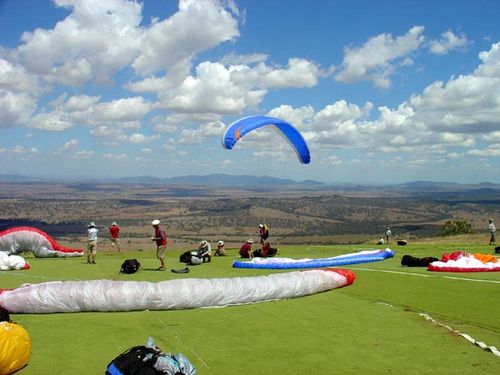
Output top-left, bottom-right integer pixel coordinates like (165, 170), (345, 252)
(151, 219), (160, 226)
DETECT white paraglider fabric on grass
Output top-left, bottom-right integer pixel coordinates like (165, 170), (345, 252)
(0, 226), (83, 258)
(233, 249), (394, 269)
(0, 268), (355, 313)
(0, 252), (29, 271)
(428, 252), (500, 272)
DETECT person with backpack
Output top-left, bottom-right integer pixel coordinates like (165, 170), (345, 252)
(258, 223), (269, 245)
(151, 219), (167, 271)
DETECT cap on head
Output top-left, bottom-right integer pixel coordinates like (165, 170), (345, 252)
(247, 239), (254, 243)
(218, 240), (224, 246)
(259, 224), (264, 228)
(200, 240), (207, 247)
(88, 222), (96, 228)
(152, 219), (160, 226)
(111, 221), (117, 226)
(489, 218), (494, 222)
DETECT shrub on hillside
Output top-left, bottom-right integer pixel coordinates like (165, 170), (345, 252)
(439, 220), (472, 236)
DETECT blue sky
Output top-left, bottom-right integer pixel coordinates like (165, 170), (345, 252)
(0, 0), (499, 184)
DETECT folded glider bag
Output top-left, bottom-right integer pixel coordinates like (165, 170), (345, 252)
(0, 322), (31, 374)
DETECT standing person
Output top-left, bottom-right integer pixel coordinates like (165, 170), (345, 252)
(87, 222), (99, 264)
(488, 218), (496, 245)
(197, 240), (212, 262)
(151, 219), (167, 271)
(239, 239), (254, 259)
(108, 221), (121, 253)
(215, 240), (226, 256)
(385, 226), (392, 244)
(258, 224), (269, 245)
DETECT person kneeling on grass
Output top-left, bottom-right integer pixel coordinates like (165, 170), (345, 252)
(197, 240), (212, 263)
(239, 239), (254, 259)
(215, 240), (226, 256)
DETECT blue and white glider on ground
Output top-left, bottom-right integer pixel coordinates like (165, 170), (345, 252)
(233, 249), (395, 269)
(222, 116), (311, 164)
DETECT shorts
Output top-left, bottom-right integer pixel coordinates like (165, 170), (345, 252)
(156, 245), (167, 259)
(111, 238), (120, 247)
(87, 240), (98, 254)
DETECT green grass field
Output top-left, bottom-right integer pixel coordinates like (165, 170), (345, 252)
(2, 242), (500, 374)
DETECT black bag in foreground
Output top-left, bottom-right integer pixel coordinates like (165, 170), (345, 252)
(105, 346), (162, 375)
(120, 259), (141, 274)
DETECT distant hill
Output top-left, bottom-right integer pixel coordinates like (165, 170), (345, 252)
(1, 174), (500, 192)
(0, 173), (326, 187)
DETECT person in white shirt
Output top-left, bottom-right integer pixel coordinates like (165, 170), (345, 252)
(488, 218), (496, 245)
(385, 226), (392, 244)
(87, 222), (99, 264)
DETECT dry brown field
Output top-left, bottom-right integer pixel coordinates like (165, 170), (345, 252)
(1, 181), (499, 252)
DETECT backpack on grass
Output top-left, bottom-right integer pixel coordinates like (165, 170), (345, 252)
(105, 345), (162, 375)
(105, 344), (197, 375)
(120, 259), (141, 274)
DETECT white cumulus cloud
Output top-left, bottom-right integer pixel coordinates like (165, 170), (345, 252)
(335, 26), (426, 88)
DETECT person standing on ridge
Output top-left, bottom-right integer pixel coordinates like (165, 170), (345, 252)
(87, 222), (99, 264)
(488, 218), (496, 245)
(151, 219), (167, 271)
(108, 221), (121, 253)
(385, 226), (392, 244)
(259, 224), (269, 245)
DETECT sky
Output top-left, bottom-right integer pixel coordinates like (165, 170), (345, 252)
(0, 0), (499, 184)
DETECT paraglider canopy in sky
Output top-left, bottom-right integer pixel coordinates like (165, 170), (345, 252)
(222, 116), (311, 164)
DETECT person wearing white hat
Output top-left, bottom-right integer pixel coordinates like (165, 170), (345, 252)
(108, 221), (121, 253)
(197, 240), (212, 262)
(258, 224), (269, 245)
(87, 222), (99, 264)
(215, 240), (226, 256)
(151, 219), (167, 271)
(239, 239), (254, 259)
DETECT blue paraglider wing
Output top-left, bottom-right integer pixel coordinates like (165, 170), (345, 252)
(222, 116), (311, 164)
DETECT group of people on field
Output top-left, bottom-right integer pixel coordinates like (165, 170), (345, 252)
(238, 223), (278, 259)
(85, 220), (277, 270)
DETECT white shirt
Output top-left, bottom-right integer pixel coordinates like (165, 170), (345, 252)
(489, 223), (496, 233)
(88, 227), (98, 241)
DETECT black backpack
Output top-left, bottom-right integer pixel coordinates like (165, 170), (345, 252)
(0, 307), (10, 322)
(179, 251), (193, 264)
(105, 346), (163, 375)
(120, 259), (141, 274)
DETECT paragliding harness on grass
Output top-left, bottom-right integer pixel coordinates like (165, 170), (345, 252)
(105, 343), (197, 375)
(120, 259), (141, 274)
(179, 251), (208, 265)
(106, 346), (162, 375)
(0, 307), (10, 322)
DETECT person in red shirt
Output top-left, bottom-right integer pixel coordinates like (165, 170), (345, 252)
(239, 239), (254, 258)
(151, 219), (167, 271)
(108, 221), (121, 253)
(258, 224), (269, 245)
